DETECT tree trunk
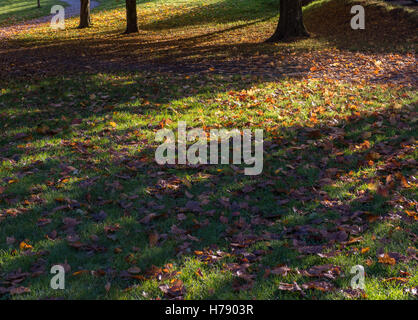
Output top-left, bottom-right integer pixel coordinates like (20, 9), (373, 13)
(266, 0), (309, 42)
(125, 0), (139, 34)
(37, 0), (41, 8)
(79, 0), (91, 29)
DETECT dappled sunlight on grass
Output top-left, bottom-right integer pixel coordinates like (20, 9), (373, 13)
(2, 0), (416, 84)
(0, 69), (417, 299)
(0, 0), (417, 300)
(0, 0), (69, 27)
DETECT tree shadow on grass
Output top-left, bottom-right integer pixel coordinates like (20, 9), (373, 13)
(0, 18), (279, 80)
(140, 0), (279, 31)
(0, 0), (71, 27)
(1, 0), (417, 83)
(303, 0), (418, 53)
(0, 72), (416, 299)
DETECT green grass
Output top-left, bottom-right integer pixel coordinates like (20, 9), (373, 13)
(0, 0), (69, 26)
(0, 72), (416, 300)
(0, 0), (417, 300)
(0, 0), (279, 27)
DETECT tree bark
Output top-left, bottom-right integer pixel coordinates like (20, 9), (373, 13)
(125, 0), (139, 34)
(37, 0), (41, 8)
(266, 0), (309, 42)
(79, 0), (91, 29)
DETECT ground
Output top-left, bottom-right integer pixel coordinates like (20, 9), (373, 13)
(0, 0), (417, 300)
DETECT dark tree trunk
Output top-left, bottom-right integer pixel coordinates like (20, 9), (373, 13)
(266, 0), (309, 42)
(125, 0), (138, 34)
(37, 0), (41, 8)
(79, 0), (91, 29)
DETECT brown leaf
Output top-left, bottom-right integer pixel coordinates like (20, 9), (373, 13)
(271, 266), (291, 277)
(37, 218), (52, 227)
(139, 213), (158, 224)
(159, 279), (185, 299)
(378, 253), (396, 265)
(301, 281), (335, 292)
(303, 264), (341, 280)
(149, 232), (159, 247)
(127, 266), (141, 274)
(277, 282), (305, 296)
(9, 286), (30, 295)
(383, 277), (408, 284)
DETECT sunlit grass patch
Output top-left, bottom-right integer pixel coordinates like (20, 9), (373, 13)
(0, 70), (417, 299)
(0, 0), (69, 26)
(0, 0), (417, 301)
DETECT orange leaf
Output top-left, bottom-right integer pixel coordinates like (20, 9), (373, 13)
(400, 176), (410, 188)
(72, 270), (89, 276)
(383, 277), (408, 283)
(19, 241), (33, 251)
(378, 253), (396, 265)
(361, 247), (370, 254)
(405, 210), (416, 217)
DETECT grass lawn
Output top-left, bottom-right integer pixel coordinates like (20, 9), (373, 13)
(0, 0), (69, 26)
(0, 0), (417, 300)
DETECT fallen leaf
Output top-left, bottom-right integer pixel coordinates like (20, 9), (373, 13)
(127, 266), (141, 274)
(9, 286), (30, 295)
(149, 232), (159, 247)
(19, 241), (33, 251)
(378, 253), (396, 266)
